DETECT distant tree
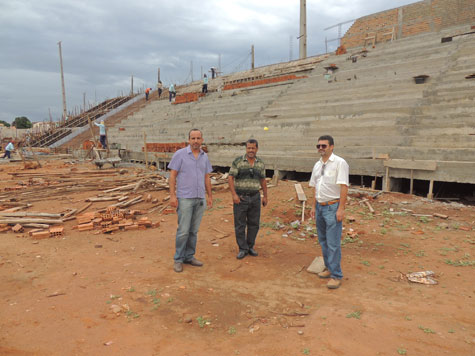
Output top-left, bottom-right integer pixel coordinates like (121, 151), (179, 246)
(0, 120), (10, 127)
(12, 116), (32, 129)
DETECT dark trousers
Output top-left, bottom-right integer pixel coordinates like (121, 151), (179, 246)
(145, 92), (149, 100)
(202, 84), (208, 93)
(3, 150), (11, 159)
(233, 193), (261, 251)
(99, 135), (107, 149)
(158, 88), (162, 97)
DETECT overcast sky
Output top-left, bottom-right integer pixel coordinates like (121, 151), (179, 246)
(0, 0), (416, 123)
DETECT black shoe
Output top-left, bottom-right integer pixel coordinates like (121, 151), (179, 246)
(237, 251), (248, 259)
(248, 248), (258, 257)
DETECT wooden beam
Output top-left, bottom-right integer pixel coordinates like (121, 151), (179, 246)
(294, 184), (307, 202)
(427, 179), (434, 200)
(385, 166), (390, 191)
(143, 132), (149, 169)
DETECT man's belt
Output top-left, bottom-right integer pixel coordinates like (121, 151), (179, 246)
(318, 199), (340, 206)
(237, 191), (260, 197)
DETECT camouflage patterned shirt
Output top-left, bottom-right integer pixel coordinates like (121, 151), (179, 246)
(229, 154), (265, 193)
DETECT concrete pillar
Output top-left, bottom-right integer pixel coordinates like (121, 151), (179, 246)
(272, 169), (287, 186)
(397, 8), (403, 39)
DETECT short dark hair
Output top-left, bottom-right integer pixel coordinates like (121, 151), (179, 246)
(246, 139), (258, 148)
(189, 128), (202, 138)
(318, 135), (334, 146)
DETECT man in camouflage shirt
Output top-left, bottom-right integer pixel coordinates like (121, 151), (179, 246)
(228, 139), (268, 259)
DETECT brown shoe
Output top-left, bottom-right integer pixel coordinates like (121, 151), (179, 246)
(184, 258), (203, 267)
(318, 269), (331, 279)
(174, 262), (183, 273)
(327, 278), (341, 289)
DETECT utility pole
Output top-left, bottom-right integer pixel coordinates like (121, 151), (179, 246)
(251, 45), (255, 70)
(157, 67), (160, 83)
(130, 75), (134, 96)
(299, 0), (307, 59)
(190, 61), (193, 82)
(57, 41), (67, 121)
(289, 35), (293, 61)
(218, 54), (221, 77)
(83, 92), (86, 113)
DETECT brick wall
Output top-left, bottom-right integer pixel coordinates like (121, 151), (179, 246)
(341, 0), (475, 49)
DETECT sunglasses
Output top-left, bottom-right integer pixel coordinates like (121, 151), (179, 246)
(316, 144), (328, 149)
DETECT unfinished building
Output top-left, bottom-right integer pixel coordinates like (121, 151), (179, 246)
(39, 0), (474, 199)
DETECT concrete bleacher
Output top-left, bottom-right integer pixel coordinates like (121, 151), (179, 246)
(93, 24), (475, 186)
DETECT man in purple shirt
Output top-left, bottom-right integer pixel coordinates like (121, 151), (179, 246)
(168, 129), (213, 273)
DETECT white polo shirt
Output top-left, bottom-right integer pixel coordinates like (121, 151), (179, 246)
(309, 153), (349, 203)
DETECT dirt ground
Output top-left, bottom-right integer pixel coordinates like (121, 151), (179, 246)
(0, 159), (473, 356)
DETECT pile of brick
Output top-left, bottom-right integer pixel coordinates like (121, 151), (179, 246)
(74, 207), (159, 234)
(173, 92), (199, 105)
(143, 142), (187, 153)
(28, 226), (65, 240)
(0, 223), (64, 239)
(222, 74), (307, 91)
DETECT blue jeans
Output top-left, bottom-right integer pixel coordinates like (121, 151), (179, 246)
(174, 198), (206, 262)
(316, 202), (343, 279)
(3, 150), (11, 159)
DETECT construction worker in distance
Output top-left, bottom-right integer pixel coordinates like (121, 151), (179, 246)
(145, 87), (151, 100)
(94, 120), (107, 149)
(2, 140), (14, 159)
(202, 74), (208, 94)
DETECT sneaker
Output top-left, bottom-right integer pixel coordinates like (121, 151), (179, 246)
(174, 262), (183, 273)
(318, 269), (331, 279)
(327, 278), (341, 289)
(183, 258), (203, 267)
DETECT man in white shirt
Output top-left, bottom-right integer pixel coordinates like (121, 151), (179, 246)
(3, 141), (14, 159)
(309, 135), (349, 289)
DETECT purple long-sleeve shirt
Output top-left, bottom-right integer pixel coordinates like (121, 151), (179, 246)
(168, 145), (213, 198)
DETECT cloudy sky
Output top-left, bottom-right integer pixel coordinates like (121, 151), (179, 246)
(0, 0), (416, 124)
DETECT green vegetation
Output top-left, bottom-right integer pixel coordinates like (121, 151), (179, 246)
(228, 326), (236, 335)
(418, 325), (435, 334)
(12, 116), (32, 129)
(346, 311), (361, 319)
(197, 316), (211, 328)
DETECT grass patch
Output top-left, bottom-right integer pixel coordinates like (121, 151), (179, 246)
(346, 311), (361, 319)
(418, 325), (435, 334)
(228, 326), (236, 335)
(197, 316), (211, 328)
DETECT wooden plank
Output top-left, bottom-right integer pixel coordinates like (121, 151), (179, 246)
(427, 179), (434, 200)
(383, 159), (437, 171)
(294, 183), (307, 202)
(143, 132), (149, 169)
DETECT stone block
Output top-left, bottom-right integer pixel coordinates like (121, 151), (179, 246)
(306, 256), (325, 274)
